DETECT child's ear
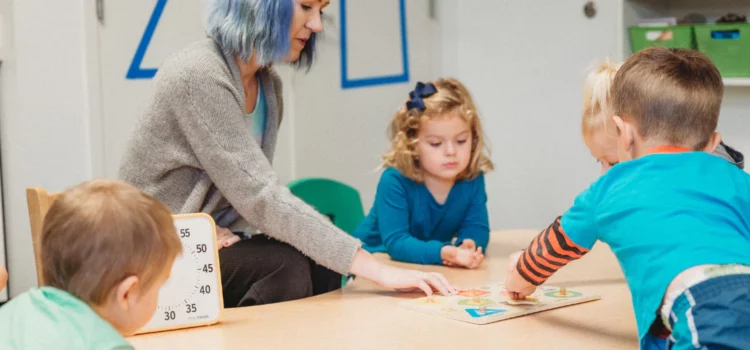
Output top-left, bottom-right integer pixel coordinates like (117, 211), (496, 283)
(703, 132), (722, 153)
(115, 276), (140, 311)
(612, 116), (634, 161)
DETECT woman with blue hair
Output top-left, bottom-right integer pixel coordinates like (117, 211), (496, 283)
(120, 0), (455, 307)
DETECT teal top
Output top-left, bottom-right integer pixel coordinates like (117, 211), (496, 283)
(0, 287), (133, 350)
(560, 151), (750, 346)
(354, 168), (490, 264)
(246, 78), (266, 145)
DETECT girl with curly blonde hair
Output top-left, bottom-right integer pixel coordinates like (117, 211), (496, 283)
(354, 78), (493, 269)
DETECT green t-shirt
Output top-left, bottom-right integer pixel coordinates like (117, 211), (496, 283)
(0, 287), (133, 350)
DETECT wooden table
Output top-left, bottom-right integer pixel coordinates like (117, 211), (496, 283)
(129, 230), (639, 349)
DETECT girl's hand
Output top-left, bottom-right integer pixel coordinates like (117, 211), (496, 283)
(442, 245), (484, 269)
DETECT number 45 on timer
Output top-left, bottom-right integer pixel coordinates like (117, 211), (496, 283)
(137, 213), (223, 334)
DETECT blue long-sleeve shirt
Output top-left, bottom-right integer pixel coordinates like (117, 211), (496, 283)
(353, 168), (490, 265)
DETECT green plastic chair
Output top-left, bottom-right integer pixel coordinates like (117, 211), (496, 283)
(287, 178), (366, 235)
(287, 178), (366, 287)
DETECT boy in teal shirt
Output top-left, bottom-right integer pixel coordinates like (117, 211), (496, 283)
(0, 180), (182, 349)
(506, 47), (750, 349)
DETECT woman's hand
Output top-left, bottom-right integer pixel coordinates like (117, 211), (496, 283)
(349, 248), (457, 296)
(216, 226), (241, 250)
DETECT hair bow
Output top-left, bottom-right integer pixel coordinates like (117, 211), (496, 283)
(405, 82), (438, 111)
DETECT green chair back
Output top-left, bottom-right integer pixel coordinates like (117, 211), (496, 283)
(287, 178), (365, 235)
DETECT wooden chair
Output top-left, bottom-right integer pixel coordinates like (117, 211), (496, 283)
(25, 187), (60, 286)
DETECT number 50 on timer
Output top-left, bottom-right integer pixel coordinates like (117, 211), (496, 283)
(137, 213), (223, 334)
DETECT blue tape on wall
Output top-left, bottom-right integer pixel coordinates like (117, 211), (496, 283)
(340, 0), (410, 89)
(126, 0), (168, 80)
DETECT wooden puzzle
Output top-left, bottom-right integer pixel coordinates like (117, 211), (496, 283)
(398, 284), (600, 325)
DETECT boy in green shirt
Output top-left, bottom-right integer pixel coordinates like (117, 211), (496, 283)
(0, 179), (182, 349)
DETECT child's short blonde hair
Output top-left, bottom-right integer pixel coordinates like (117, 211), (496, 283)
(382, 78), (494, 182)
(41, 179), (182, 305)
(582, 58), (622, 137)
(613, 47), (723, 149)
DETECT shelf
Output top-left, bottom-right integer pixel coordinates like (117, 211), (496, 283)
(723, 78), (750, 87)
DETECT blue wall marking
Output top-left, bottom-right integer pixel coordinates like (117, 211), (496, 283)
(126, 0), (168, 79)
(340, 0), (410, 89)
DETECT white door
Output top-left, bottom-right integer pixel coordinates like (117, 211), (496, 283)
(440, 0), (621, 229)
(97, 0), (206, 177)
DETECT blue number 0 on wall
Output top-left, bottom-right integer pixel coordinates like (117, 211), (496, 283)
(126, 0), (168, 79)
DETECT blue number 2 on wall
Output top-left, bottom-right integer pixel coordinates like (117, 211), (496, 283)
(126, 0), (168, 79)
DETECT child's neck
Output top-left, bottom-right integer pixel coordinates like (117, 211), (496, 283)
(423, 175), (455, 205)
(91, 302), (128, 336)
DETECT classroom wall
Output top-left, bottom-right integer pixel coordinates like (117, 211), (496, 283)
(435, 0), (621, 230)
(0, 0), (96, 297)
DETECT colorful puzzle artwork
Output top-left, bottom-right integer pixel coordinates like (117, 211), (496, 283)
(398, 284), (600, 325)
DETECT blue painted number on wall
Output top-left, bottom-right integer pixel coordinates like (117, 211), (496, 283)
(126, 0), (168, 79)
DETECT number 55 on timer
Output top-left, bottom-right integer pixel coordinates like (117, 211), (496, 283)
(137, 213), (223, 334)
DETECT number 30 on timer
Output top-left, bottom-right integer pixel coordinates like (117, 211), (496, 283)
(137, 213), (223, 334)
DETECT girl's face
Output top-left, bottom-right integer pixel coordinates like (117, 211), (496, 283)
(584, 119), (620, 174)
(285, 0), (329, 62)
(416, 110), (473, 182)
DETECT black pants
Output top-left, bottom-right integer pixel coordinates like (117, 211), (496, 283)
(218, 235), (342, 308)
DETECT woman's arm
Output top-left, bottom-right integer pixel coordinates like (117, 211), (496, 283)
(349, 248), (455, 296)
(158, 60), (359, 274)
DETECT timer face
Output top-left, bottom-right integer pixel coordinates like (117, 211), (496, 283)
(137, 214), (223, 333)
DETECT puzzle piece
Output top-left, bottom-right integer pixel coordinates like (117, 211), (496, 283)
(544, 289), (583, 299)
(502, 296), (540, 306)
(458, 298), (496, 307)
(414, 296), (448, 305)
(465, 308), (506, 318)
(458, 289), (490, 297)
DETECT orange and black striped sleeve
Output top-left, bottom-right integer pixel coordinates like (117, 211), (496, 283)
(515, 216), (590, 286)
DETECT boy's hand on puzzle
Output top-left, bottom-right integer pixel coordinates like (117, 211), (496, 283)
(441, 245), (484, 269)
(505, 250), (536, 299)
(216, 226), (241, 250)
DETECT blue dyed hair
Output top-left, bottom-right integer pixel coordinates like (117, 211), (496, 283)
(207, 0), (316, 69)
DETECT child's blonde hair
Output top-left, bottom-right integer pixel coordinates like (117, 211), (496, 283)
(382, 78), (493, 182)
(582, 59), (622, 137)
(41, 179), (182, 305)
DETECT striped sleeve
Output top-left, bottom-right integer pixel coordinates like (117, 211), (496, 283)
(516, 217), (590, 286)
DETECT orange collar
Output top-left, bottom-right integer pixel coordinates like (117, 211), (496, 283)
(647, 146), (693, 155)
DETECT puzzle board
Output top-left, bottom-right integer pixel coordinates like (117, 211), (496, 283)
(398, 284), (600, 325)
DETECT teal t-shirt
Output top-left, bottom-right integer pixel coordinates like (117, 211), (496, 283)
(0, 287), (133, 350)
(246, 79), (266, 145)
(560, 151), (750, 346)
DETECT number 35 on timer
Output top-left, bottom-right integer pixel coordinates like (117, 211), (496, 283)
(137, 213), (223, 334)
